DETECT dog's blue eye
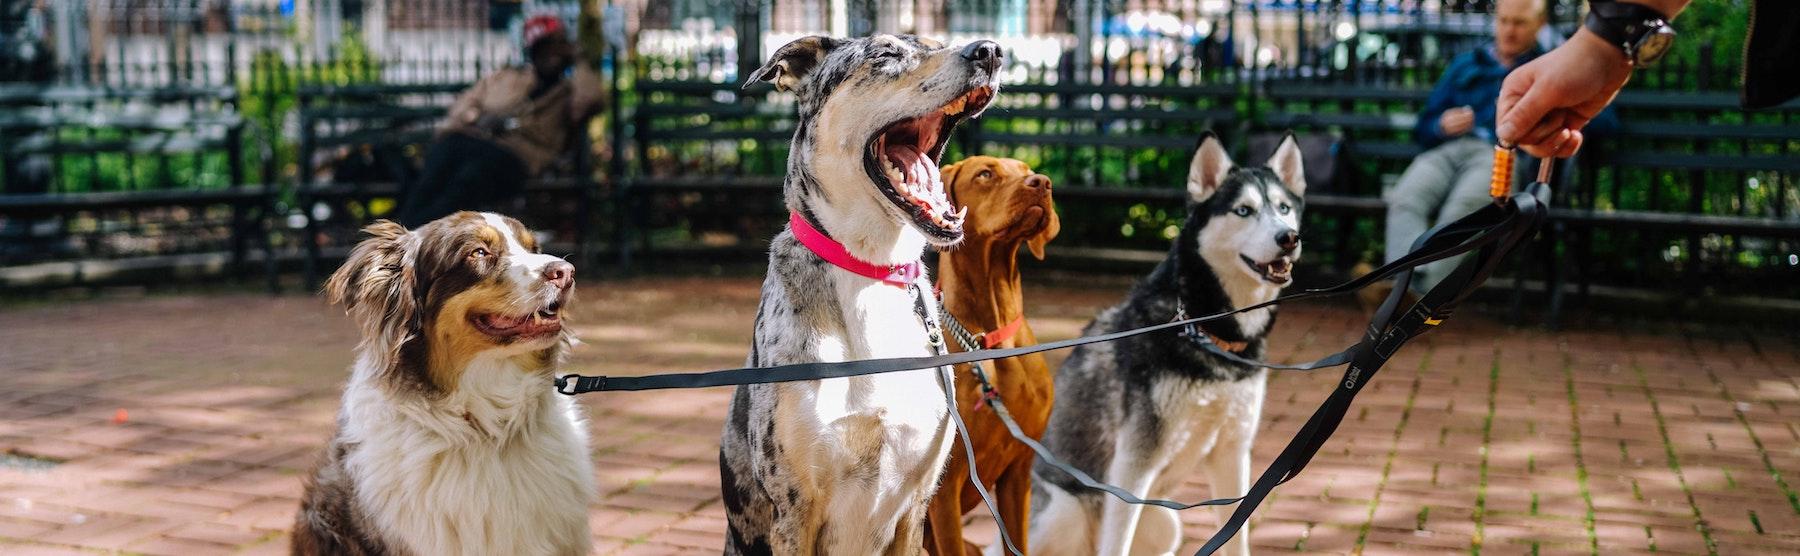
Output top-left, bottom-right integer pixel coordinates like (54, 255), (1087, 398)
(1233, 206), (1253, 217)
(1278, 203), (1291, 215)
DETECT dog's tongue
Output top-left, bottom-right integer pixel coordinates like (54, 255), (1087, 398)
(883, 143), (938, 188)
(485, 313), (529, 330)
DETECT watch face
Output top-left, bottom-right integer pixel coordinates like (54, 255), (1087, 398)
(1636, 29), (1676, 65)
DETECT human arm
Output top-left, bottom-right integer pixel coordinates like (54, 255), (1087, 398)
(1495, 0), (1690, 157)
(442, 75), (492, 133)
(568, 59), (606, 122)
(1413, 61), (1464, 149)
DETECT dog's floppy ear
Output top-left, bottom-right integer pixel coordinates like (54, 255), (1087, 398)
(1266, 131), (1307, 195)
(326, 220), (419, 366)
(1187, 132), (1234, 203)
(745, 36), (839, 92)
(940, 160), (966, 201)
(1027, 198), (1060, 261)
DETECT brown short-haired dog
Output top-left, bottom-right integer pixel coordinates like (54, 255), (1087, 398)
(924, 156), (1060, 555)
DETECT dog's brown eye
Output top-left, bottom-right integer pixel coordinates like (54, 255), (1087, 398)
(469, 247), (491, 260)
(977, 170), (993, 181)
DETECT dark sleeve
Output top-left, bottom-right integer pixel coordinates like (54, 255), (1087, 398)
(1414, 59), (1462, 149)
(1583, 105), (1621, 138)
(1742, 0), (1800, 109)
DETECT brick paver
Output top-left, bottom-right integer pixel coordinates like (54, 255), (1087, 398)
(2, 276), (1797, 554)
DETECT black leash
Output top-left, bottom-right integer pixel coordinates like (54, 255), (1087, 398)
(555, 169), (1550, 555)
(552, 191), (1519, 396)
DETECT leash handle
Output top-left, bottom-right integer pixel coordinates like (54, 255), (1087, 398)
(1490, 145), (1514, 201)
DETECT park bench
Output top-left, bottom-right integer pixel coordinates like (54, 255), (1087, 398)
(947, 81), (1249, 262)
(1256, 82), (1431, 270)
(1551, 92), (1800, 314)
(621, 79), (1252, 267)
(1253, 82), (1800, 322)
(294, 82), (598, 288)
(1255, 81), (1587, 323)
(0, 84), (274, 289)
(617, 80), (791, 266)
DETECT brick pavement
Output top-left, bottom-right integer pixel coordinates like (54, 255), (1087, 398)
(1, 276), (1797, 555)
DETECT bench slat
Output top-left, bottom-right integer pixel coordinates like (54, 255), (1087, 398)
(0, 188), (267, 213)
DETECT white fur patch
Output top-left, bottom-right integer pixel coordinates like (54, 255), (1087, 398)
(339, 351), (594, 556)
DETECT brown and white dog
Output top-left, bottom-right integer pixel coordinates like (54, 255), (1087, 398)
(924, 156), (1059, 555)
(292, 212), (594, 556)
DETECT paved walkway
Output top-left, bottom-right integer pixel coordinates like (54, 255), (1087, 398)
(1, 277), (1797, 555)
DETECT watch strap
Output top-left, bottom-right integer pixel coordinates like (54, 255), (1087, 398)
(1584, 2), (1671, 64)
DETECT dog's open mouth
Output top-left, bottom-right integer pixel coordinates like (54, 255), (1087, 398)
(1240, 254), (1294, 285)
(864, 85), (996, 242)
(470, 301), (564, 340)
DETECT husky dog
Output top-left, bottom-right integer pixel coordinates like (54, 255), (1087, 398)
(1021, 134), (1306, 556)
(718, 35), (1002, 555)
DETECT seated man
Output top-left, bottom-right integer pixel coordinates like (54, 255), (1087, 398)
(1374, 0), (1614, 298)
(396, 15), (604, 228)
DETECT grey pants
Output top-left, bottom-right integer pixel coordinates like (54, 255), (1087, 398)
(1382, 137), (1520, 293)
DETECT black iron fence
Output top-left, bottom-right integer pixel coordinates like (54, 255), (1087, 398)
(2, 0), (1795, 308)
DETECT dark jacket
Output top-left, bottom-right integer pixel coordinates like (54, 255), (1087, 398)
(1415, 43), (1618, 149)
(1744, 0), (1800, 109)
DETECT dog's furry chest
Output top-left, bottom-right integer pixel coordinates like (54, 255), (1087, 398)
(724, 235), (955, 549)
(754, 243), (951, 469)
(337, 360), (593, 556)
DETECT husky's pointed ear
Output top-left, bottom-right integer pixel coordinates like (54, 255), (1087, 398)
(744, 36), (839, 92)
(1186, 132), (1234, 204)
(1267, 132), (1307, 195)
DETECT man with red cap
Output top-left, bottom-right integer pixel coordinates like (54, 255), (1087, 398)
(397, 15), (605, 227)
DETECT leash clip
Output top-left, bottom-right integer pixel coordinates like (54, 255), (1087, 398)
(973, 383), (1000, 411)
(555, 374), (597, 396)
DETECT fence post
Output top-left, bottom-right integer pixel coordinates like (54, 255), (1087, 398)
(736, 0), (762, 83)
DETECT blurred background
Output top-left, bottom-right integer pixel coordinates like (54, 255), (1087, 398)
(0, 0), (1791, 324)
(2, 3), (1798, 554)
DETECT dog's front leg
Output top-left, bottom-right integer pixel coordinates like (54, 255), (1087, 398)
(1203, 374), (1266, 556)
(886, 501), (930, 556)
(1095, 440), (1160, 556)
(771, 501), (821, 556)
(995, 453), (1034, 555)
(923, 456), (968, 556)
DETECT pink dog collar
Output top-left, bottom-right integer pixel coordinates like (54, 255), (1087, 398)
(789, 212), (921, 288)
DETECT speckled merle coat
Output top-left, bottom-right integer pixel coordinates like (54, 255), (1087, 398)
(1018, 135), (1308, 556)
(717, 34), (1002, 555)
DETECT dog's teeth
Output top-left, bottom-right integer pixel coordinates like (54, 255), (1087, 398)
(942, 97), (967, 115)
(952, 206), (968, 220)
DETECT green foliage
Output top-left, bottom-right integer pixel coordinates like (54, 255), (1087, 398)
(239, 32), (383, 185)
(1673, 1), (1749, 79)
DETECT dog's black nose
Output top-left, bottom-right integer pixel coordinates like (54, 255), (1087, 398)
(1276, 230), (1300, 252)
(961, 40), (1002, 72)
(542, 261), (574, 289)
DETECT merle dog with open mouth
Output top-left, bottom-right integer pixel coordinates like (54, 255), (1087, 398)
(718, 34), (1002, 555)
(1017, 134), (1306, 556)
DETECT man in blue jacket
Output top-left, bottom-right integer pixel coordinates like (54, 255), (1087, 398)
(1378, 0), (1614, 295)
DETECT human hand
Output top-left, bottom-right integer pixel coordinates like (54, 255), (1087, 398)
(1439, 107), (1475, 137)
(475, 113), (510, 133)
(1496, 29), (1633, 158)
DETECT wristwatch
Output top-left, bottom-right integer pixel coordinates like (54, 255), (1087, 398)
(1585, 0), (1677, 67)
